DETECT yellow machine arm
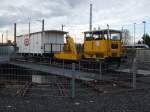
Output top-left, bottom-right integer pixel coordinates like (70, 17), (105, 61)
(54, 35), (80, 60)
(64, 35), (77, 54)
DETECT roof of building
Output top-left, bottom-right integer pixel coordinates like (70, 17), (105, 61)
(17, 30), (68, 37)
(84, 29), (122, 34)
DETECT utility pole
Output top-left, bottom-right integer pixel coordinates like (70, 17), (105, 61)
(142, 21), (146, 44)
(89, 3), (92, 31)
(2, 34), (3, 44)
(28, 17), (31, 53)
(29, 21), (30, 38)
(62, 24), (65, 31)
(121, 26), (124, 43)
(28, 16), (31, 39)
(14, 23), (16, 46)
(107, 24), (110, 40)
(133, 23), (136, 46)
(41, 19), (45, 40)
(42, 19), (45, 32)
(6, 30), (8, 43)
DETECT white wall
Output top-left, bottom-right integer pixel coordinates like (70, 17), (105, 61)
(29, 33), (42, 54)
(17, 31), (64, 54)
(43, 32), (64, 52)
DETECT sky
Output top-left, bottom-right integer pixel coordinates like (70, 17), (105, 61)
(0, 0), (150, 43)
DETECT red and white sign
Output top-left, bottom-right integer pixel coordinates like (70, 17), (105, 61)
(24, 34), (29, 46)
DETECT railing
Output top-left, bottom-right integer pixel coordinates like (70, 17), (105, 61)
(44, 43), (64, 53)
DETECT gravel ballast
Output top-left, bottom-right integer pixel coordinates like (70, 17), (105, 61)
(0, 89), (150, 112)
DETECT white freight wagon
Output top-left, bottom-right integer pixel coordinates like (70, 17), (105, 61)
(16, 30), (67, 56)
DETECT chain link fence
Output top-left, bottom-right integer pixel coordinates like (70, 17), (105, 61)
(0, 21), (150, 98)
(0, 49), (149, 99)
(0, 50), (146, 98)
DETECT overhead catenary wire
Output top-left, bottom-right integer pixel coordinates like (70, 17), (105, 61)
(0, 18), (150, 44)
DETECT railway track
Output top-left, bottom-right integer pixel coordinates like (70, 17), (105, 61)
(82, 79), (132, 94)
(82, 71), (150, 94)
(16, 81), (32, 97)
(82, 80), (104, 93)
(13, 56), (150, 95)
(55, 78), (69, 97)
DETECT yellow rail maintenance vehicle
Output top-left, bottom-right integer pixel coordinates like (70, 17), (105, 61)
(54, 29), (122, 65)
(83, 29), (123, 62)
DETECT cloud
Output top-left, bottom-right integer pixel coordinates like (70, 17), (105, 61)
(93, 0), (150, 25)
(0, 0), (149, 36)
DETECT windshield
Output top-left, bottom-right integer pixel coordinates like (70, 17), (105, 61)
(85, 32), (121, 41)
(110, 33), (121, 40)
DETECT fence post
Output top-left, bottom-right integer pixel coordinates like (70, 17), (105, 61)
(132, 58), (137, 89)
(62, 59), (65, 75)
(78, 60), (80, 72)
(99, 62), (102, 80)
(71, 63), (75, 98)
(49, 58), (51, 64)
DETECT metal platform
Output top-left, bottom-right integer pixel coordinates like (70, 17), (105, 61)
(10, 62), (96, 81)
(115, 69), (150, 76)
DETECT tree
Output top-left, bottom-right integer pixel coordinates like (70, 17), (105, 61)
(7, 40), (12, 45)
(137, 40), (142, 44)
(142, 33), (150, 47)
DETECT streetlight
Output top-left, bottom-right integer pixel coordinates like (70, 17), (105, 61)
(142, 21), (146, 44)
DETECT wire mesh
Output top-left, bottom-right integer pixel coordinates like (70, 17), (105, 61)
(0, 21), (150, 98)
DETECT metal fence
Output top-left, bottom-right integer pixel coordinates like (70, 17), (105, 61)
(0, 45), (15, 56)
(0, 49), (150, 98)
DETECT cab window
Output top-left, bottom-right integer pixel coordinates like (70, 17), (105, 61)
(110, 33), (121, 40)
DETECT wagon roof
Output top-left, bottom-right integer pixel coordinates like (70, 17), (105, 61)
(17, 30), (68, 37)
